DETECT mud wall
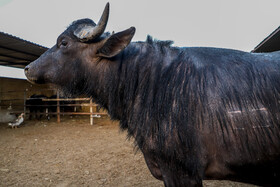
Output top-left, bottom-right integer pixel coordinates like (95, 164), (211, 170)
(0, 77), (54, 112)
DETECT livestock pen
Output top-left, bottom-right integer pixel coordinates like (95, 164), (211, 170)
(0, 88), (107, 125)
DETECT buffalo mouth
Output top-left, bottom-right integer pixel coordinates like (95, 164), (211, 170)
(25, 76), (37, 84)
(24, 71), (46, 85)
(25, 75), (47, 84)
(24, 65), (47, 84)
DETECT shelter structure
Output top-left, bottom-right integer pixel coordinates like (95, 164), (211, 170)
(0, 32), (52, 121)
(0, 31), (48, 68)
(252, 26), (280, 53)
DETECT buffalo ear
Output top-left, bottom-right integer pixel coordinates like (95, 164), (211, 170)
(97, 27), (136, 58)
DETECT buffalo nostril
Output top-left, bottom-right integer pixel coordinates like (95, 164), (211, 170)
(24, 66), (29, 74)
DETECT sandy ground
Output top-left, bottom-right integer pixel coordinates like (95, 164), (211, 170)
(0, 116), (258, 187)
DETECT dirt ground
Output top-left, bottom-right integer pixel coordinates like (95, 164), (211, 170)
(0, 116), (258, 187)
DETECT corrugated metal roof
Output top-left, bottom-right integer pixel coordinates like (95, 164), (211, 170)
(0, 66), (26, 80)
(252, 26), (280, 53)
(0, 31), (48, 68)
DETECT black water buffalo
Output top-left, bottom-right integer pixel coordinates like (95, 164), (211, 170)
(24, 3), (280, 186)
(26, 94), (47, 120)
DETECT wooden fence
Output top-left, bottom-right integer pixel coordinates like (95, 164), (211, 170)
(0, 89), (107, 125)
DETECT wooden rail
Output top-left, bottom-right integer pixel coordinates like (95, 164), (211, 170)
(1, 89), (107, 125)
(11, 111), (107, 115)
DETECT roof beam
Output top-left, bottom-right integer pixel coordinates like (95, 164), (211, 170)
(0, 45), (41, 58)
(0, 60), (29, 66)
(0, 53), (34, 62)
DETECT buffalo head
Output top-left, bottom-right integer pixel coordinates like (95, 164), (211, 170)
(25, 2), (135, 95)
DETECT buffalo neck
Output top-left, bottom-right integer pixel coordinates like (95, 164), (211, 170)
(86, 40), (180, 130)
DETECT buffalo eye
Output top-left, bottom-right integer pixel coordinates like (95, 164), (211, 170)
(61, 40), (68, 47)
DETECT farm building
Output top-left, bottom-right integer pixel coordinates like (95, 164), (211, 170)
(0, 32), (53, 122)
(252, 26), (280, 53)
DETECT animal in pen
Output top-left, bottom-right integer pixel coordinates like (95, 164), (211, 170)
(26, 94), (47, 120)
(8, 113), (24, 128)
(25, 3), (280, 187)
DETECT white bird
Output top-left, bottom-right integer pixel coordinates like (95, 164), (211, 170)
(8, 113), (24, 128)
(93, 114), (101, 118)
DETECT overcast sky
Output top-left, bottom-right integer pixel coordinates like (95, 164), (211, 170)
(0, 0), (280, 52)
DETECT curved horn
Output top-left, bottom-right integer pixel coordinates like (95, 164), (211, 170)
(74, 2), (110, 42)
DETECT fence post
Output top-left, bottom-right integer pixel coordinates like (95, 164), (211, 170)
(23, 89), (27, 118)
(90, 99), (93, 125)
(57, 92), (60, 123)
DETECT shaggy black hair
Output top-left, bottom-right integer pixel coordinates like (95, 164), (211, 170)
(76, 36), (280, 185)
(48, 26), (280, 185)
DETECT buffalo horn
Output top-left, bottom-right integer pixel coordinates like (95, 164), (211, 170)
(74, 2), (109, 42)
